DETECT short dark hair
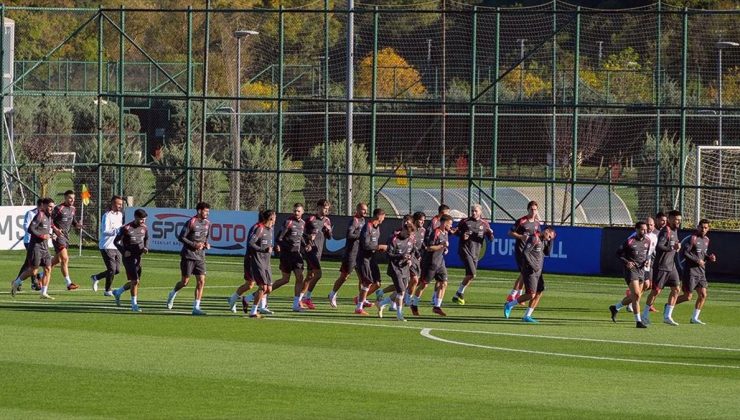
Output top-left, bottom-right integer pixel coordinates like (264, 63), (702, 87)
(668, 209), (682, 218)
(440, 214), (453, 223)
(196, 202), (210, 211)
(317, 199), (330, 208)
(635, 221), (646, 230)
(698, 218), (710, 226)
(402, 214), (413, 224)
(111, 195), (123, 203)
(293, 202), (304, 210)
(527, 200), (539, 210)
(64, 190), (75, 197)
(438, 204), (450, 213)
(261, 210), (275, 221)
(373, 208), (385, 218)
(655, 211), (666, 219)
(134, 209), (148, 218)
(41, 197), (54, 206)
(413, 211), (426, 222)
(36, 198), (43, 206)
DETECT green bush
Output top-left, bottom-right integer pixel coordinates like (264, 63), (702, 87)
(238, 137), (295, 211)
(303, 139), (370, 211)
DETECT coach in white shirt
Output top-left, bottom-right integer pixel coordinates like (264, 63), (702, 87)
(91, 195), (124, 295)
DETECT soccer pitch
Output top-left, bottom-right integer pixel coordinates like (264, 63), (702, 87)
(1, 250), (739, 419)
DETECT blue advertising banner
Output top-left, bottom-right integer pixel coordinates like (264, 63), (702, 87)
(444, 223), (603, 275)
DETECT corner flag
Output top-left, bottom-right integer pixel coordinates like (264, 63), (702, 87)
(81, 184), (91, 205)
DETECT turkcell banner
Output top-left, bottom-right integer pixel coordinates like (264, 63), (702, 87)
(445, 223), (603, 275)
(125, 207), (258, 255)
(0, 206), (34, 250)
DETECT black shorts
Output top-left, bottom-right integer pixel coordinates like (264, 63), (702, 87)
(27, 243), (52, 268)
(421, 263), (447, 284)
(279, 251), (304, 273)
(250, 265), (273, 287)
(53, 236), (70, 253)
(654, 269), (680, 289)
(623, 267), (645, 284)
(305, 250), (321, 271)
(122, 256), (143, 281)
(180, 258), (206, 277)
(644, 269), (653, 282)
(340, 258), (356, 275)
(682, 274), (708, 292)
(459, 252), (478, 276)
(522, 269), (545, 294)
(356, 259), (381, 287)
(100, 249), (121, 275)
(410, 259), (421, 278)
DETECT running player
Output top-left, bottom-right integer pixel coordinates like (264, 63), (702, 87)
(14, 199), (43, 291)
(354, 208), (387, 316)
(271, 203), (308, 312)
(50, 190), (81, 291)
(451, 204), (493, 305)
(111, 209), (149, 312)
(643, 209), (682, 326)
(300, 199), (333, 309)
(609, 221), (650, 328)
(11, 198), (55, 299)
(506, 201), (541, 304)
(377, 220), (416, 321)
(675, 219), (716, 325)
(503, 226), (556, 323)
(166, 202), (211, 315)
(412, 214), (453, 317)
(328, 202), (367, 308)
(91, 196), (124, 295)
(375, 214), (413, 305)
(405, 211), (426, 306)
(423, 204), (452, 306)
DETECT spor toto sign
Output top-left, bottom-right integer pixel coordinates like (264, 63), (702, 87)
(125, 207), (258, 255)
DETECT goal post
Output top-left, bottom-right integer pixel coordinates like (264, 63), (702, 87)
(693, 146), (740, 225)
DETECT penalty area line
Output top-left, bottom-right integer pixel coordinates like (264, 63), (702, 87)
(420, 328), (740, 370)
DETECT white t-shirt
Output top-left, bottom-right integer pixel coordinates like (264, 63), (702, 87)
(99, 210), (124, 250)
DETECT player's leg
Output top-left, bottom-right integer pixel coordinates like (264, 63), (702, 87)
(250, 284), (266, 318)
(192, 272), (207, 315)
(432, 278), (448, 316)
(167, 259), (191, 309)
(329, 268), (350, 307)
(292, 267), (306, 311)
(453, 256), (476, 305)
(691, 286), (707, 324)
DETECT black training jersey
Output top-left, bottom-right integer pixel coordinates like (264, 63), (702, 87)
(277, 216), (306, 253)
(51, 203), (78, 236)
(457, 217), (493, 258)
(422, 228), (449, 269)
(343, 215), (365, 261)
(179, 216), (211, 261)
(304, 214), (333, 257)
(386, 230), (415, 279)
(247, 222), (274, 270)
(654, 225), (679, 272)
(682, 234), (710, 276)
(115, 222), (149, 256)
(616, 235), (651, 268)
(29, 211), (52, 247)
(512, 215), (541, 255)
(522, 234), (552, 273)
(356, 221), (381, 263)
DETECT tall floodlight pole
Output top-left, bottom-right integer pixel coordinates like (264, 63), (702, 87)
(346, 0), (354, 215)
(232, 29), (259, 211)
(717, 41), (738, 185)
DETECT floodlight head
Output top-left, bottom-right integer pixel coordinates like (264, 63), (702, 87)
(716, 41), (739, 49)
(234, 30), (259, 39)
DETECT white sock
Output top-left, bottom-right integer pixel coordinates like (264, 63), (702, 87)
(457, 283), (467, 295)
(665, 304), (674, 319)
(64, 276), (72, 286)
(508, 288), (518, 297)
(132, 296), (138, 305)
(615, 302), (624, 311)
(305, 291), (312, 300)
(329, 291), (336, 299)
(634, 312), (642, 322)
(41, 286), (48, 295)
(524, 307), (534, 317)
(693, 308), (701, 320)
(194, 299), (201, 310)
(298, 293), (305, 302)
(432, 293), (438, 306)
(260, 296), (267, 309)
(170, 289), (178, 299)
(435, 299), (442, 309)
(396, 301), (404, 318)
(250, 304), (258, 315)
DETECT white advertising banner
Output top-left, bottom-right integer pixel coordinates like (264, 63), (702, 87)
(0, 206), (34, 250)
(124, 207), (259, 255)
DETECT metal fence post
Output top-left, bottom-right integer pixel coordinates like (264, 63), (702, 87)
(369, 7), (378, 211)
(679, 7), (688, 214)
(570, 7), (581, 226)
(97, 6), (104, 231)
(550, 0), (557, 224)
(491, 8), (500, 221)
(467, 6), (478, 210)
(276, 5), (284, 212)
(185, 6), (193, 208)
(323, 0), (330, 199)
(117, 6), (125, 197)
(655, 0), (662, 214)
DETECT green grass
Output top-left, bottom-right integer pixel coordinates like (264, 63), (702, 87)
(2, 250), (739, 419)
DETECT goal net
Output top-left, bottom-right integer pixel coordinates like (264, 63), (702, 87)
(690, 146), (740, 225)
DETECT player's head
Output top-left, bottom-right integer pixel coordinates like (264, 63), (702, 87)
(262, 210), (276, 227)
(372, 208), (386, 224)
(317, 199), (331, 216)
(292, 203), (304, 219)
(63, 190), (75, 206)
(401, 214), (414, 230)
(527, 200), (539, 218)
(196, 202), (210, 219)
(635, 221), (647, 238)
(645, 217), (655, 232)
(110, 195), (123, 212)
(413, 211), (426, 227)
(542, 226), (556, 241)
(41, 197), (55, 215)
(438, 204), (450, 215)
(470, 204), (482, 219)
(697, 218), (710, 236)
(439, 214), (453, 230)
(36, 198), (43, 208)
(355, 202), (368, 218)
(655, 212), (667, 230)
(134, 209), (148, 226)
(667, 210), (682, 229)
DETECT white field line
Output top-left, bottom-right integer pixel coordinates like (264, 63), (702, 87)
(420, 328), (740, 370)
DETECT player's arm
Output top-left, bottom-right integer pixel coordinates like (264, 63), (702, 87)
(178, 221), (196, 249)
(682, 236), (701, 264)
(347, 219), (361, 241)
(29, 214), (49, 239)
(323, 218), (333, 240)
(654, 230), (672, 253)
(616, 241), (632, 266)
(248, 227), (265, 252)
(143, 228), (150, 253)
(484, 220), (494, 241)
(113, 228), (126, 254)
